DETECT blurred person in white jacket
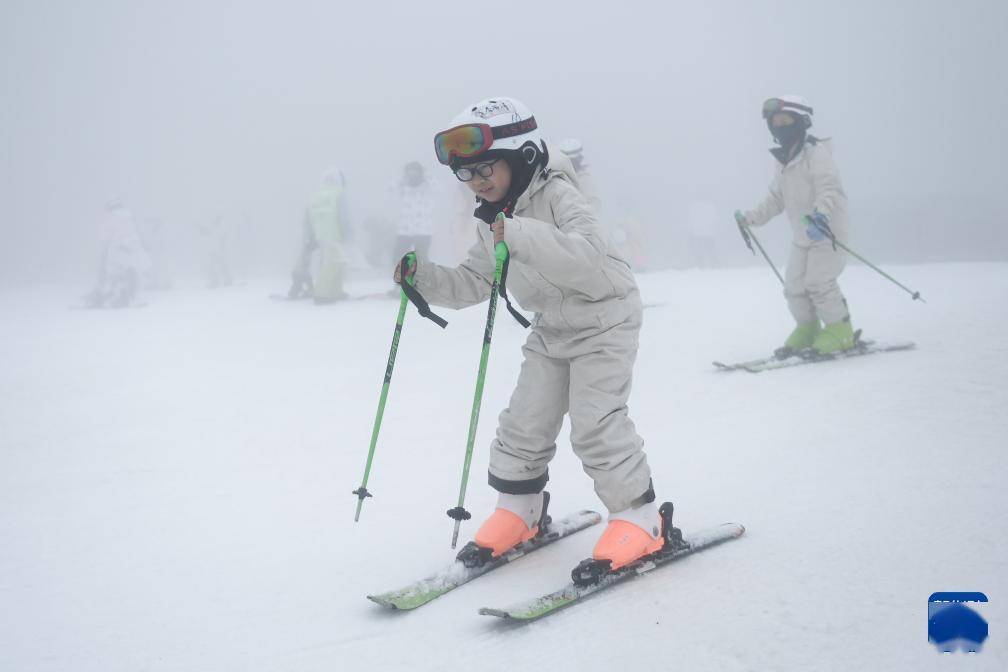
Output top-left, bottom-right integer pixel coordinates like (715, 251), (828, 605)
(392, 161), (436, 262)
(85, 199), (152, 308)
(385, 161), (437, 295)
(736, 95), (855, 355)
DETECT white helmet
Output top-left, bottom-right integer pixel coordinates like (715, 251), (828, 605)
(435, 97), (543, 166)
(762, 94), (814, 128)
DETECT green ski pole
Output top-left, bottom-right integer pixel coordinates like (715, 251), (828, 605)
(734, 211), (784, 285)
(805, 216), (925, 302)
(446, 220), (509, 549)
(352, 254), (414, 522)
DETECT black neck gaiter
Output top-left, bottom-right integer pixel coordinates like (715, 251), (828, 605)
(769, 126), (807, 165)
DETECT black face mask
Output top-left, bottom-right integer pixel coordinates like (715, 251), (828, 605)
(770, 123), (805, 149)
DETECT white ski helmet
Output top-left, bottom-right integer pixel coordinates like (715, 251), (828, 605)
(434, 97), (543, 167)
(762, 94), (814, 128)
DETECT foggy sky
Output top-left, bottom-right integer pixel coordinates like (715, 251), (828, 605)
(2, 0), (1006, 283)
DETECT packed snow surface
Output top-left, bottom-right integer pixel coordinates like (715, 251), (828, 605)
(2, 263), (1006, 670)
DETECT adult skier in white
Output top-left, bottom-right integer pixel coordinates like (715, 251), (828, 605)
(736, 95), (856, 355)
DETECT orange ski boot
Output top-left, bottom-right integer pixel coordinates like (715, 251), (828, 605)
(570, 499), (664, 585)
(456, 492), (550, 568)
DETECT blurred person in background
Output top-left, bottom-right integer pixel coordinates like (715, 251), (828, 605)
(288, 168), (349, 303)
(387, 161), (435, 294)
(85, 199), (152, 308)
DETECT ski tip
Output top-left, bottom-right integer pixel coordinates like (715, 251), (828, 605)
(479, 607), (514, 619)
(367, 594), (416, 610)
(366, 594), (389, 607)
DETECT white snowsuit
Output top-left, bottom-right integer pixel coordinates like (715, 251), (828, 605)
(413, 153), (650, 513)
(391, 178), (436, 263)
(393, 179), (435, 237)
(743, 138), (851, 325)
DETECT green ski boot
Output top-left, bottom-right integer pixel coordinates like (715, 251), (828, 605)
(775, 322), (821, 358)
(811, 319), (856, 355)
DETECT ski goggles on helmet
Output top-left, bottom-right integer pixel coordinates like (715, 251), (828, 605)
(433, 117), (538, 166)
(761, 98), (813, 119)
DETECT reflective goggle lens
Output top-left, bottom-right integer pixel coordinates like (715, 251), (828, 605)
(434, 124), (493, 165)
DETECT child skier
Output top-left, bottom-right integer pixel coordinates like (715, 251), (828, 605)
(736, 95), (855, 355)
(395, 97), (664, 574)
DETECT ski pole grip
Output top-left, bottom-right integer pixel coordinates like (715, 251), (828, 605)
(400, 252), (417, 287)
(398, 252), (448, 328)
(734, 211), (755, 253)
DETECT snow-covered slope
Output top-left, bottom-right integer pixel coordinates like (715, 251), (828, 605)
(1, 263), (1005, 671)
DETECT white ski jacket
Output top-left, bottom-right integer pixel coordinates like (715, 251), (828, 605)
(393, 180), (435, 237)
(744, 138), (849, 247)
(413, 153), (640, 338)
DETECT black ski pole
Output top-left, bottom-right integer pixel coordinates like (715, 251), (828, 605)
(806, 217), (925, 303)
(734, 211), (784, 285)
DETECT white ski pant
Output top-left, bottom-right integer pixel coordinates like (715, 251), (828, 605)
(784, 241), (849, 325)
(487, 314), (651, 514)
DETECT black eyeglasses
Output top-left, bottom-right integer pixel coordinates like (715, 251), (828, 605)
(454, 159), (500, 182)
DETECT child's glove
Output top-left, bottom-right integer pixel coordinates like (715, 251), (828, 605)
(393, 253), (417, 284)
(803, 212), (832, 242)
